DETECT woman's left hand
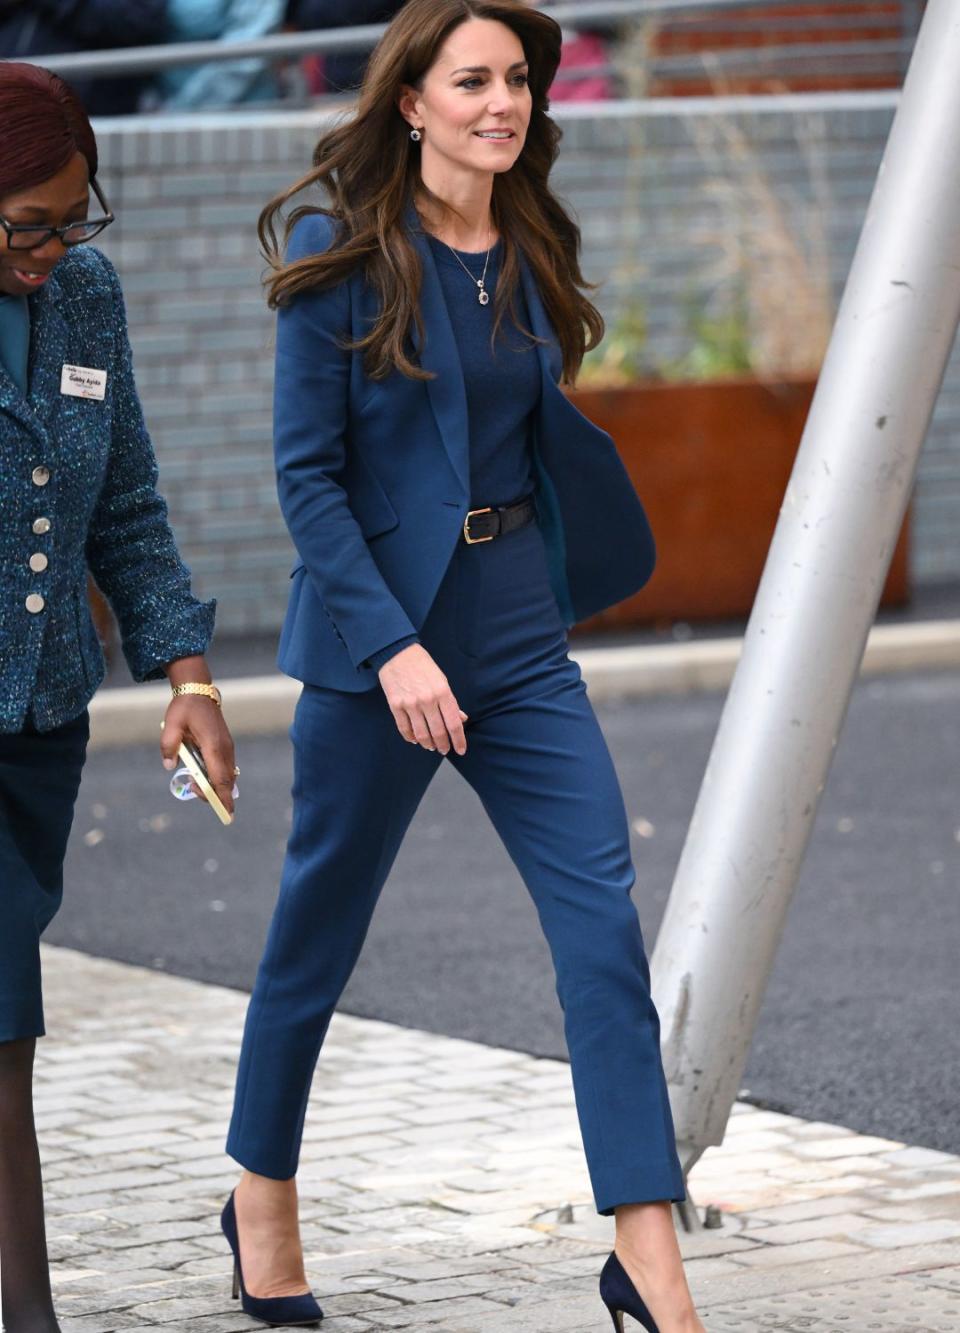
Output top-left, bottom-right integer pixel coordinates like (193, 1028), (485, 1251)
(160, 695), (237, 817)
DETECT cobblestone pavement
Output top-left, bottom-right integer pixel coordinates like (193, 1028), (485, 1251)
(36, 946), (960, 1332)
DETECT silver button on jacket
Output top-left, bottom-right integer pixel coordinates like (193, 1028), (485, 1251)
(32, 516), (52, 535)
(32, 465), (51, 487)
(29, 553), (49, 573)
(25, 594), (46, 614)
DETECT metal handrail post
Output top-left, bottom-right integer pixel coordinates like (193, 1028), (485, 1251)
(650, 0), (960, 1193)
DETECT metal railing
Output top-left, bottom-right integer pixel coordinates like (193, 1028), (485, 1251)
(9, 0), (921, 84)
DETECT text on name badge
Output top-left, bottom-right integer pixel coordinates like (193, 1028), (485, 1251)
(60, 364), (107, 401)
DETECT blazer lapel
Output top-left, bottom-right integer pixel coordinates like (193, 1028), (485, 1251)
(518, 252), (563, 387)
(403, 206), (563, 489)
(0, 362), (35, 438)
(29, 272), (69, 420)
(406, 206), (470, 496)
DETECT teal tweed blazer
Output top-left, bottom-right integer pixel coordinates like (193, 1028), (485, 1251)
(0, 247), (214, 733)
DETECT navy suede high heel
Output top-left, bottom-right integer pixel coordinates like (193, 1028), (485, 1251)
(599, 1252), (660, 1333)
(221, 1191), (323, 1327)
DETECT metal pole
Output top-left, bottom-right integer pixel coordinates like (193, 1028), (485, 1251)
(650, 0), (960, 1192)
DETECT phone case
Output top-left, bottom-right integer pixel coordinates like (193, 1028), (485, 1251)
(177, 741), (234, 826)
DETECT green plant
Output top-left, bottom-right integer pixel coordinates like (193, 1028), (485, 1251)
(662, 287), (754, 381)
(579, 28), (835, 388)
(577, 288), (755, 387)
(578, 303), (657, 386)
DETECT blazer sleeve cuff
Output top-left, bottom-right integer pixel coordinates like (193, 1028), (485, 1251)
(365, 634), (420, 674)
(120, 597), (217, 683)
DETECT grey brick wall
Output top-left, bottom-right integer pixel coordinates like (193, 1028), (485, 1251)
(92, 95), (957, 634)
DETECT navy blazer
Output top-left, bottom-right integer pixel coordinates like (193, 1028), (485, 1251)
(275, 212), (655, 693)
(0, 247), (215, 733)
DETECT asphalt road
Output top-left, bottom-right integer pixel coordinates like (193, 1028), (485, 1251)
(52, 669), (960, 1153)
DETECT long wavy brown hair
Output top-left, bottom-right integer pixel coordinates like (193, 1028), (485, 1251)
(258, 0), (603, 383)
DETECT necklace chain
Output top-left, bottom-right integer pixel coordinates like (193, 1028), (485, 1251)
(441, 230), (494, 306)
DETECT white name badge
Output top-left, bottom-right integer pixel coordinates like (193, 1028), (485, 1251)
(60, 363), (107, 401)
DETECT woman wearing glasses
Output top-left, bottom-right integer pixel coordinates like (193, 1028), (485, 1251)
(0, 63), (236, 1333)
(224, 3), (705, 1331)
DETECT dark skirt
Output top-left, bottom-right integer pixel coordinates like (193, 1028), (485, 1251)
(0, 710), (89, 1042)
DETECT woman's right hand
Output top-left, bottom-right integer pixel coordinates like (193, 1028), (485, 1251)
(378, 644), (468, 755)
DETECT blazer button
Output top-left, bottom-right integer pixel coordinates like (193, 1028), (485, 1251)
(32, 517), (52, 535)
(32, 465), (51, 487)
(29, 553), (49, 573)
(25, 593), (46, 614)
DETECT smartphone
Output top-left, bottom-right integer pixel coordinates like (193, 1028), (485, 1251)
(177, 740), (234, 826)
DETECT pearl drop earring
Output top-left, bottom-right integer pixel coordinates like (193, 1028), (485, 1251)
(410, 128), (423, 142)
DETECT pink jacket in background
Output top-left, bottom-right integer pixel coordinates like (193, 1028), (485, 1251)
(551, 30), (613, 102)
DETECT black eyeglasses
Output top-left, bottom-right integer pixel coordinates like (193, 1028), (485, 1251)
(0, 177), (115, 252)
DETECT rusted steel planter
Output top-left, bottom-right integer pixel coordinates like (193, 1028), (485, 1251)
(568, 376), (910, 629)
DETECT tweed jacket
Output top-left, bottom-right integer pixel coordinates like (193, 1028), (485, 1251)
(0, 246), (215, 733)
(275, 212), (656, 693)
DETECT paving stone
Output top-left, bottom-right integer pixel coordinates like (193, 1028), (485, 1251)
(739, 1211), (875, 1245)
(790, 1133), (903, 1159)
(703, 1272), (960, 1331)
(744, 1193), (880, 1225)
(845, 1217), (960, 1249)
(862, 1193), (960, 1222)
(727, 1237), (869, 1267)
(33, 945), (960, 1332)
(911, 1263), (960, 1295)
(881, 1145), (960, 1168)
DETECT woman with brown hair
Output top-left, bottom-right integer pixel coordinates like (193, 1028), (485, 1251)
(0, 63), (237, 1333)
(223, 3), (705, 1330)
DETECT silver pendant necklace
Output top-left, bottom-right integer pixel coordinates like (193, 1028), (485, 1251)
(442, 231), (493, 306)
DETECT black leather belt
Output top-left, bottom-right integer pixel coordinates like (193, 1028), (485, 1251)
(462, 496), (536, 545)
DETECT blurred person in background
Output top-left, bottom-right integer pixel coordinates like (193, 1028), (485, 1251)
(550, 24), (615, 101)
(160, 0), (286, 110)
(531, 1), (615, 101)
(0, 63), (236, 1332)
(0, 0), (167, 115)
(285, 0), (405, 96)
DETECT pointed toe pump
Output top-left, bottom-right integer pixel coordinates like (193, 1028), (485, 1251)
(600, 1252), (660, 1333)
(221, 1191), (324, 1327)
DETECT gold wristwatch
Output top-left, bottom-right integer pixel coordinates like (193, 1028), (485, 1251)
(170, 682), (222, 707)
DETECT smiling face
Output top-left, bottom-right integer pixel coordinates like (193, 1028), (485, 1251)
(400, 17), (533, 187)
(0, 152), (90, 297)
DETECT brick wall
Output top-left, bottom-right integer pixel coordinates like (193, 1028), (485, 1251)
(92, 96), (958, 633)
(646, 2), (921, 95)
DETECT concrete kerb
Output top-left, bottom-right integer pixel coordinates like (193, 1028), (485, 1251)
(88, 617), (960, 749)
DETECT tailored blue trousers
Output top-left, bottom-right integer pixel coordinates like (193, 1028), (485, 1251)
(0, 711), (89, 1043)
(226, 523), (685, 1214)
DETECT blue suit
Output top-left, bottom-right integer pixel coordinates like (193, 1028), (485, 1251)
(227, 214), (684, 1215)
(275, 212), (655, 689)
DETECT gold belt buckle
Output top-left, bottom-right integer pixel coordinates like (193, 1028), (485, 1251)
(463, 506), (495, 545)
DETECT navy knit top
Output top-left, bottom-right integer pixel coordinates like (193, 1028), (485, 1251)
(367, 237), (542, 673)
(428, 235), (540, 506)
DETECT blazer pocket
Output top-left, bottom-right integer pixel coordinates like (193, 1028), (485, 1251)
(355, 502), (399, 540)
(347, 458), (400, 540)
(73, 586), (104, 690)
